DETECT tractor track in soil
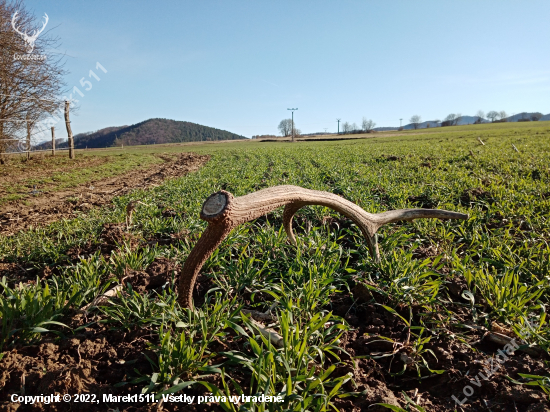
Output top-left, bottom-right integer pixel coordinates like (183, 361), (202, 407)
(0, 152), (210, 236)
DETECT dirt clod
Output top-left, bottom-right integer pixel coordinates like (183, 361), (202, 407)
(460, 187), (493, 205)
(127, 257), (179, 293)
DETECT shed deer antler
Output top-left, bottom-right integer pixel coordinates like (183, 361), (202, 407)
(177, 185), (468, 308)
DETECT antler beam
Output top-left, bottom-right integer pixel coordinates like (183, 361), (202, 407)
(177, 185), (468, 308)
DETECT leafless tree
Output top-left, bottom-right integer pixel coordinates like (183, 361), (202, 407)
(0, 0), (68, 163)
(351, 122), (358, 132)
(278, 119), (292, 137)
(444, 113), (456, 125)
(499, 110), (507, 121)
(475, 110), (485, 122)
(342, 121), (351, 134)
(444, 113), (462, 126)
(409, 115), (421, 129)
(486, 111), (498, 122)
(362, 117), (376, 132)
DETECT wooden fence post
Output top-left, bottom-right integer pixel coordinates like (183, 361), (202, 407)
(64, 101), (75, 159)
(26, 114), (31, 160)
(51, 126), (55, 156)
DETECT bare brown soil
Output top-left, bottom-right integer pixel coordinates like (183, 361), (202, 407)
(0, 254), (222, 412)
(2, 261), (548, 412)
(0, 153), (210, 236)
(329, 283), (550, 412)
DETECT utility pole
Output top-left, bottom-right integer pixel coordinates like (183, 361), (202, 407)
(400, 118), (403, 128)
(287, 108), (298, 142)
(337, 119), (341, 135)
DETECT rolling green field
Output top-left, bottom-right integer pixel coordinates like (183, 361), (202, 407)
(1, 122), (549, 411)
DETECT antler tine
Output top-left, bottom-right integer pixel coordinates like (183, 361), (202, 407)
(177, 185), (468, 308)
(371, 208), (468, 228)
(280, 187), (468, 262)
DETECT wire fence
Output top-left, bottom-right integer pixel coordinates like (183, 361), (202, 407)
(0, 147), (73, 156)
(0, 93), (64, 103)
(0, 145), (129, 155)
(0, 95), (79, 160)
(0, 112), (64, 156)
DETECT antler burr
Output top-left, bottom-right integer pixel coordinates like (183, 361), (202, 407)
(177, 185), (468, 308)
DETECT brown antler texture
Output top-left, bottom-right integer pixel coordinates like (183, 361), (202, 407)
(177, 185), (468, 308)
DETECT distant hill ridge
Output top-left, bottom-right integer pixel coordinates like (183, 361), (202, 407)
(364, 112), (550, 132)
(399, 113), (549, 130)
(37, 118), (246, 149)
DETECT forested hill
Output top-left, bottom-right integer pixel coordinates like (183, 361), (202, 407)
(41, 118), (247, 149)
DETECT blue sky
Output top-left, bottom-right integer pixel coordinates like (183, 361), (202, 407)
(23, 0), (550, 137)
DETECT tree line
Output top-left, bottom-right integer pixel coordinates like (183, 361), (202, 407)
(277, 116), (376, 137)
(406, 109), (535, 130)
(339, 117), (376, 134)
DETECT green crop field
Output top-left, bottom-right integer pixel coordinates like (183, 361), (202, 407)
(1, 122), (549, 411)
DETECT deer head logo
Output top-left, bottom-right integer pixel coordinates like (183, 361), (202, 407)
(11, 11), (49, 54)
